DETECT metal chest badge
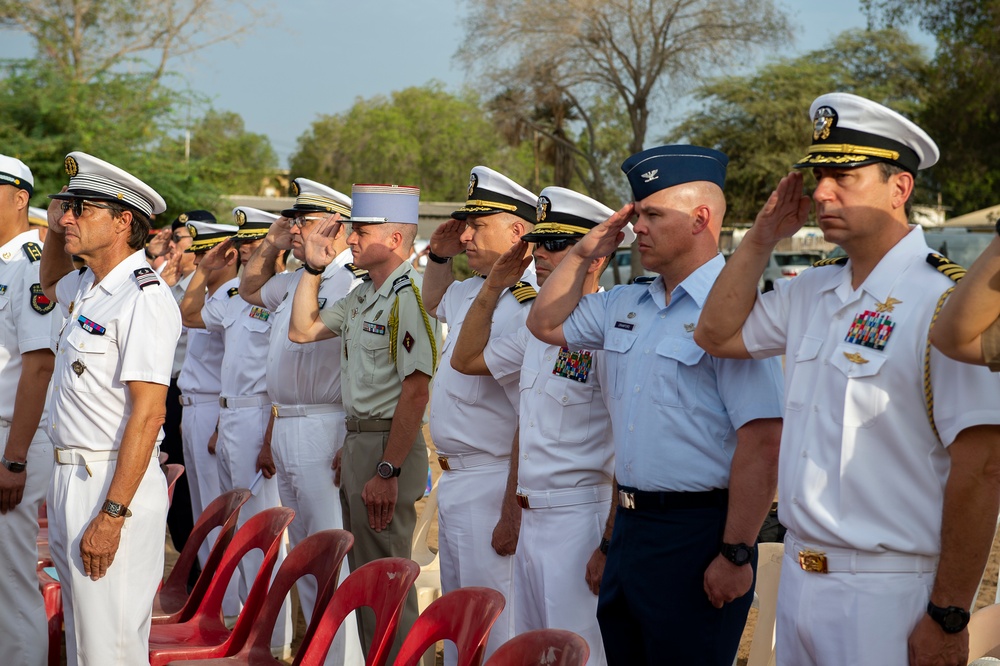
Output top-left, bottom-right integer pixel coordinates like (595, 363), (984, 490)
(71, 360), (86, 377)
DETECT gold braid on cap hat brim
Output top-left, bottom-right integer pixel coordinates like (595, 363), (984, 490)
(806, 144), (901, 161)
(528, 222), (592, 236)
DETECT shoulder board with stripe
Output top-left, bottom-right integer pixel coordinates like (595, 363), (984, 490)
(631, 276), (656, 284)
(392, 274), (412, 294)
(227, 287), (239, 298)
(133, 267), (160, 290)
(21, 242), (42, 262)
(510, 281), (537, 303)
(926, 253), (966, 282)
(812, 256), (848, 268)
(345, 263), (370, 280)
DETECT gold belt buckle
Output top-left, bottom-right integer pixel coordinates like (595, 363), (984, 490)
(618, 490), (636, 510)
(798, 549), (829, 573)
(516, 493), (530, 509)
(271, 404), (279, 418)
(437, 456), (451, 471)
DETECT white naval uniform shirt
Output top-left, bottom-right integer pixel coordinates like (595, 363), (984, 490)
(429, 269), (537, 458)
(0, 230), (60, 422)
(743, 226), (1000, 555)
(49, 251), (181, 452)
(176, 283), (235, 396)
(260, 250), (361, 406)
(484, 325), (613, 491)
(201, 277), (270, 397)
(169, 272), (193, 379)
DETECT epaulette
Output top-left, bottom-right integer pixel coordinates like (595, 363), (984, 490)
(631, 276), (656, 284)
(392, 274), (412, 294)
(813, 256), (848, 268)
(926, 253), (966, 282)
(133, 267), (160, 290)
(21, 242), (42, 262)
(227, 287), (239, 298)
(510, 281), (537, 303)
(345, 263), (370, 280)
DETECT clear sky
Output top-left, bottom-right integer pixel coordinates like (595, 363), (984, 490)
(0, 1), (931, 167)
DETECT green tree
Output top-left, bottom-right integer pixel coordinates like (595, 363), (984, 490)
(289, 83), (535, 201)
(669, 28), (930, 223)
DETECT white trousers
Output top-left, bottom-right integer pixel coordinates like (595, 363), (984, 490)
(0, 425), (53, 666)
(48, 454), (167, 666)
(776, 544), (933, 666)
(216, 402), (292, 649)
(515, 502), (609, 666)
(179, 395), (221, 567)
(438, 462), (515, 665)
(271, 410), (363, 666)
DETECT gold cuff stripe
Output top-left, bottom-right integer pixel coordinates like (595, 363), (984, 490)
(807, 144), (900, 161)
(464, 199), (518, 212)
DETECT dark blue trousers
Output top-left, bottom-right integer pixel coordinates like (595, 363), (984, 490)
(597, 503), (757, 665)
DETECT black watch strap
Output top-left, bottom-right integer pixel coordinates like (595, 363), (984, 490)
(926, 601), (970, 634)
(303, 262), (325, 276)
(720, 542), (754, 566)
(427, 250), (451, 264)
(599, 537), (611, 555)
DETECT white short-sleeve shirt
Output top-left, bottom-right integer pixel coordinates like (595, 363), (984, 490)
(202, 277), (270, 398)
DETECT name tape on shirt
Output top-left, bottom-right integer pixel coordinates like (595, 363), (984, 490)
(614, 321), (634, 331)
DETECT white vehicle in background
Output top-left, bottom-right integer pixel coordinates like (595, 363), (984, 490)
(760, 251), (826, 292)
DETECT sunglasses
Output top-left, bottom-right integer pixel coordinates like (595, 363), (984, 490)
(59, 199), (116, 218)
(171, 233), (192, 243)
(537, 238), (578, 253)
(291, 215), (329, 228)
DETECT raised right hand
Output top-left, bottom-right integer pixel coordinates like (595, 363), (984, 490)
(429, 218), (467, 258)
(303, 215), (344, 270)
(47, 188), (68, 233)
(199, 238), (237, 271)
(572, 203), (635, 261)
(265, 216), (295, 251)
(147, 227), (172, 258)
(748, 171), (812, 247)
(484, 240), (532, 291)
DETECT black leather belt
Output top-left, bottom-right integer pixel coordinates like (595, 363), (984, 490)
(617, 487), (728, 511)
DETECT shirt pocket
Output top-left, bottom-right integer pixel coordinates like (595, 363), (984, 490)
(0, 295), (9, 348)
(359, 327), (391, 385)
(603, 329), (637, 400)
(828, 342), (889, 428)
(541, 377), (595, 444)
(444, 364), (483, 405)
(651, 337), (705, 407)
(65, 326), (112, 394)
(786, 335), (824, 412)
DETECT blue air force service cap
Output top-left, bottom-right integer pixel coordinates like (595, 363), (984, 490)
(522, 186), (635, 246)
(50, 152), (166, 217)
(451, 166), (537, 224)
(621, 145), (728, 201)
(183, 212), (237, 253)
(281, 178), (352, 219)
(234, 207), (279, 240)
(349, 184), (420, 224)
(0, 154), (33, 196)
(794, 92), (939, 174)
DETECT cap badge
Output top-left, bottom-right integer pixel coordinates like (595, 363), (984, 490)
(178, 213), (189, 223)
(187, 224), (197, 238)
(290, 181), (300, 196)
(536, 196), (550, 222)
(641, 169), (659, 183)
(468, 173), (478, 199)
(235, 209), (247, 227)
(64, 156), (79, 177)
(813, 106), (837, 141)
(116, 193), (124, 199)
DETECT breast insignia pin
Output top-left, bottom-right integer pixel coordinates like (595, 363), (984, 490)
(71, 360), (86, 377)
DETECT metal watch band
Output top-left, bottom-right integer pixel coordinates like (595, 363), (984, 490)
(1, 455), (26, 473)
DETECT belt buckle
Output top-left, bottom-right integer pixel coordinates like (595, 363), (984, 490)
(618, 490), (636, 510)
(798, 549), (829, 573)
(437, 456), (451, 471)
(271, 404), (279, 418)
(516, 493), (530, 509)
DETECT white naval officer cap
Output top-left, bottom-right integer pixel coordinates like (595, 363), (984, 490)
(233, 206), (279, 240)
(0, 154), (34, 196)
(350, 184), (420, 224)
(28, 207), (49, 228)
(451, 166), (537, 224)
(281, 178), (352, 219)
(49, 152), (166, 217)
(794, 92), (939, 173)
(523, 186), (636, 246)
(183, 211), (238, 253)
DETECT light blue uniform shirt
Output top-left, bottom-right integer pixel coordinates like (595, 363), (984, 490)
(563, 254), (784, 491)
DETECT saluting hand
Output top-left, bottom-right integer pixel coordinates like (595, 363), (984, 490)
(200, 238), (237, 272)
(266, 216), (295, 251)
(303, 214), (343, 271)
(80, 513), (123, 581)
(429, 218), (466, 258)
(362, 475), (397, 532)
(147, 227), (172, 258)
(749, 171), (812, 246)
(484, 241), (532, 292)
(572, 203), (634, 262)
(47, 188), (68, 233)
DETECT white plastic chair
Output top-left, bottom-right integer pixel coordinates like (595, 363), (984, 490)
(412, 477), (441, 613)
(746, 542), (784, 666)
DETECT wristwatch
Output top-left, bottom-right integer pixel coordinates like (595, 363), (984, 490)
(599, 537), (611, 555)
(376, 460), (401, 479)
(1, 455), (26, 473)
(720, 542), (754, 566)
(926, 601), (970, 634)
(101, 499), (132, 519)
(302, 262), (325, 276)
(426, 249), (451, 265)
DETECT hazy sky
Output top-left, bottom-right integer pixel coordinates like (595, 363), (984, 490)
(0, 1), (931, 166)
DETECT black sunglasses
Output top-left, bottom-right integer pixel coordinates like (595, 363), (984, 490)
(59, 199), (115, 218)
(537, 238), (578, 253)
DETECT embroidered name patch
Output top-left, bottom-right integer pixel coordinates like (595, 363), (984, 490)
(614, 321), (634, 331)
(249, 306), (270, 321)
(552, 347), (593, 383)
(845, 310), (894, 351)
(78, 315), (106, 335)
(363, 321), (386, 335)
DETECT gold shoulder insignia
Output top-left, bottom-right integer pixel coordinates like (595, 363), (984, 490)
(345, 263), (370, 280)
(21, 242), (42, 262)
(227, 287), (239, 298)
(926, 253), (966, 282)
(813, 256), (849, 268)
(510, 280), (537, 304)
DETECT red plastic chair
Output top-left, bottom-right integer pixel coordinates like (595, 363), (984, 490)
(154, 488), (252, 624)
(483, 629), (590, 666)
(296, 557), (421, 666)
(37, 566), (61, 666)
(147, 506), (295, 666)
(393, 587), (506, 666)
(164, 463), (185, 505)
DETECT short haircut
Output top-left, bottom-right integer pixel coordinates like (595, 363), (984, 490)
(104, 201), (152, 251)
(877, 163), (914, 218)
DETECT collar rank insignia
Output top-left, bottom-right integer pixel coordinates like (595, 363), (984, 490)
(68, 300), (74, 314)
(77, 315), (106, 335)
(845, 308), (894, 351)
(21, 242), (42, 262)
(363, 321), (386, 335)
(552, 348), (593, 383)
(511, 281), (537, 303)
(684, 322), (696, 333)
(843, 351), (868, 365)
(641, 169), (659, 183)
(926, 253), (966, 282)
(30, 283), (55, 314)
(249, 306), (270, 321)
(227, 287), (239, 298)
(0, 284), (7, 295)
(875, 296), (902, 313)
(133, 267), (160, 290)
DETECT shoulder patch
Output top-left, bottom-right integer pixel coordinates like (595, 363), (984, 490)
(227, 287), (239, 298)
(510, 280), (537, 304)
(29, 283), (55, 314)
(133, 267), (160, 290)
(926, 253), (966, 282)
(345, 262), (370, 280)
(631, 276), (656, 284)
(21, 242), (42, 262)
(813, 256), (848, 268)
(392, 274), (412, 294)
